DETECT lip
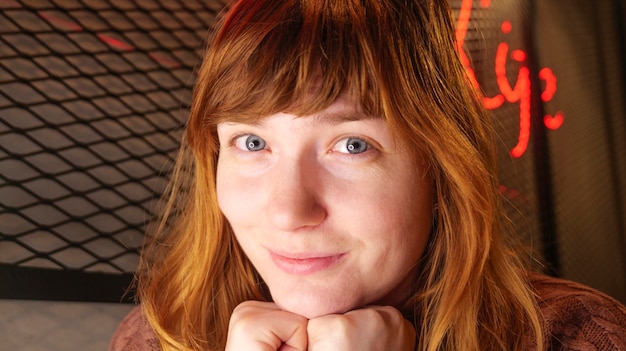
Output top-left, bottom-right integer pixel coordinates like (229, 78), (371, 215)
(269, 251), (345, 275)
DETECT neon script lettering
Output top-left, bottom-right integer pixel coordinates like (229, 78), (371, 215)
(455, 0), (564, 158)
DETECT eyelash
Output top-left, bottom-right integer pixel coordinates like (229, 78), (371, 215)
(332, 136), (374, 155)
(232, 134), (267, 152)
(229, 133), (378, 157)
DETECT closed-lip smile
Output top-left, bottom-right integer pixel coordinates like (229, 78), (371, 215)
(269, 251), (345, 275)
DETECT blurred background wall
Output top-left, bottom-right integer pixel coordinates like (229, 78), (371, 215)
(457, 0), (626, 299)
(0, 0), (624, 349)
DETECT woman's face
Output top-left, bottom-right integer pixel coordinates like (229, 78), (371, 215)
(216, 97), (434, 318)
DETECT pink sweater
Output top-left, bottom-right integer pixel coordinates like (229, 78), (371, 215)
(109, 274), (626, 350)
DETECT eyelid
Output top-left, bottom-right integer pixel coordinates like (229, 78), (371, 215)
(231, 133), (268, 151)
(331, 135), (379, 155)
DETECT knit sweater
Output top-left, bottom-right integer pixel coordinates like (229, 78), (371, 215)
(109, 274), (626, 350)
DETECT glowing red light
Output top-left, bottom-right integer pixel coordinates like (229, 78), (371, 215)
(483, 94), (505, 110)
(456, 2), (563, 158)
(148, 53), (181, 68)
(97, 34), (134, 51)
(498, 184), (507, 194)
(509, 69), (531, 158)
(501, 21), (512, 34)
(498, 184), (527, 202)
(511, 50), (526, 62)
(455, 0), (479, 89)
(544, 111), (564, 130)
(539, 68), (557, 101)
(38, 12), (83, 32)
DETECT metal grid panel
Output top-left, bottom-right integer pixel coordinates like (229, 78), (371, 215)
(0, 0), (224, 274)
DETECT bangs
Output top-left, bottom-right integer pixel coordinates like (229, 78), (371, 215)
(189, 0), (474, 167)
(196, 0), (391, 125)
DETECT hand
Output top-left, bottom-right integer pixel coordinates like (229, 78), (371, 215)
(306, 306), (416, 351)
(225, 300), (308, 351)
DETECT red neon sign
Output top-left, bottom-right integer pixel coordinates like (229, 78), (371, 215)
(455, 0), (564, 158)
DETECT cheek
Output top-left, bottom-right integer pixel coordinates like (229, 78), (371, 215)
(216, 164), (247, 227)
(361, 175), (433, 258)
(216, 163), (271, 242)
(215, 165), (230, 214)
(216, 175), (259, 261)
(363, 200), (431, 258)
(361, 168), (431, 223)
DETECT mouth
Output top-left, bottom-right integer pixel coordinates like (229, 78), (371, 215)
(269, 251), (345, 275)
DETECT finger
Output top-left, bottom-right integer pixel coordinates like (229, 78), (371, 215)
(352, 306), (416, 349)
(308, 306), (416, 351)
(226, 301), (308, 351)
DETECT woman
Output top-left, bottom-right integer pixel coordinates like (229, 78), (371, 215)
(110, 0), (626, 350)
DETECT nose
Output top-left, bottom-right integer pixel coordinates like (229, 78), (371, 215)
(267, 159), (327, 232)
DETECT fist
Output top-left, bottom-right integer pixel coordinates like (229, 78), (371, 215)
(306, 305), (416, 351)
(225, 300), (308, 351)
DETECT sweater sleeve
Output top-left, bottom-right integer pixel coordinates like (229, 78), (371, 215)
(109, 306), (161, 351)
(533, 274), (626, 351)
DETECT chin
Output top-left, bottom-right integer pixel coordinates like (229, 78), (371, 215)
(271, 289), (362, 318)
(278, 301), (349, 319)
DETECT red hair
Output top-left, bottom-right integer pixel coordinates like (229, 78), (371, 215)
(138, 1), (543, 350)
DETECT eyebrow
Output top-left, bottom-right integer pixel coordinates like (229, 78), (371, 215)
(307, 111), (378, 125)
(220, 110), (378, 128)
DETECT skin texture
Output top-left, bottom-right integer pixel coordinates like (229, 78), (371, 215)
(225, 301), (308, 351)
(216, 97), (432, 349)
(225, 300), (416, 351)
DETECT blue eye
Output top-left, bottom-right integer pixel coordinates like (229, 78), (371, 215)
(235, 134), (266, 151)
(336, 137), (369, 154)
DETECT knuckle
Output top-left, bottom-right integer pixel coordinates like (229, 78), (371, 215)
(229, 313), (257, 334)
